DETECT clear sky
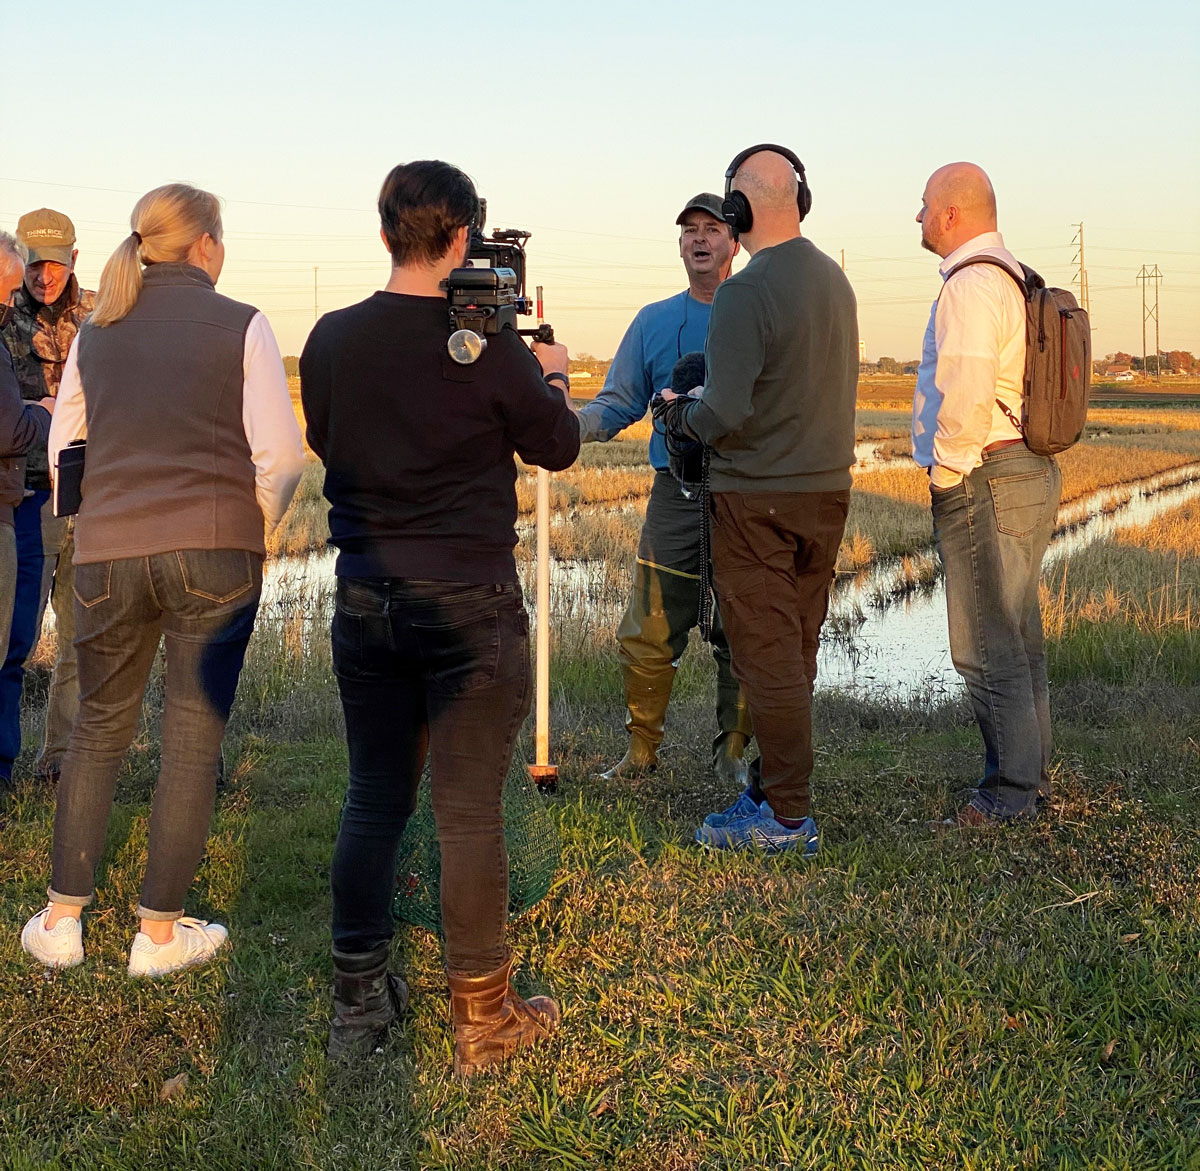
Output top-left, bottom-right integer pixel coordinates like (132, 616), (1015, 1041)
(3, 0), (1197, 362)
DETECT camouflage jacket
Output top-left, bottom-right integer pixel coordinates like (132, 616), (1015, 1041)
(0, 275), (95, 488)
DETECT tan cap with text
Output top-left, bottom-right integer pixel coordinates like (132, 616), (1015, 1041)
(16, 208), (77, 265)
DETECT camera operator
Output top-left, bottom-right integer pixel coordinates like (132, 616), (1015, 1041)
(576, 194), (752, 786)
(300, 160), (579, 1074)
(663, 147), (858, 856)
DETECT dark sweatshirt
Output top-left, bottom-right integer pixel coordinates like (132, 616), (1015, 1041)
(300, 292), (580, 583)
(681, 236), (858, 493)
(0, 341), (50, 523)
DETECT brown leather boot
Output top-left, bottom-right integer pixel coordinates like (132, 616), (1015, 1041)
(327, 943), (409, 1061)
(446, 954), (560, 1077)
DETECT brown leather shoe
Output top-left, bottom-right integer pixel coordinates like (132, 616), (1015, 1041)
(447, 954), (560, 1077)
(327, 943), (409, 1061)
(929, 802), (996, 831)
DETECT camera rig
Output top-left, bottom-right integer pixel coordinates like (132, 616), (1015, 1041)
(442, 199), (554, 364)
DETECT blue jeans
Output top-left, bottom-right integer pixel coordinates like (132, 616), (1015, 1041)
(931, 447), (1062, 818)
(329, 578), (531, 974)
(0, 491), (50, 781)
(48, 549), (262, 919)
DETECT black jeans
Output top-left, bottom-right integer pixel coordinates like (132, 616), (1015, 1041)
(329, 578), (532, 974)
(49, 549), (262, 920)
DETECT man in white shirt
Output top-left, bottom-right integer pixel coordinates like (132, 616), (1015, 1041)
(913, 162), (1062, 826)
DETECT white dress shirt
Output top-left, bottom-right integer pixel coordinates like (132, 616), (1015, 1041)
(50, 311), (305, 534)
(911, 231), (1026, 488)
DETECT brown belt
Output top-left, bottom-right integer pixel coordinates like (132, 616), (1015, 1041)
(983, 437), (1025, 455)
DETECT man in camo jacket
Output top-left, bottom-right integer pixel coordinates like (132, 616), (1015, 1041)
(0, 209), (94, 785)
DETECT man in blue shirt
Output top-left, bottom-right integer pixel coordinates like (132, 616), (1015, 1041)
(577, 194), (752, 784)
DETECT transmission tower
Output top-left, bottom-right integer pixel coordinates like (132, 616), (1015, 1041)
(1135, 265), (1163, 382)
(1071, 223), (1090, 314)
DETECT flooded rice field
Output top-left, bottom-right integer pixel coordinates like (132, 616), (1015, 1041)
(257, 461), (1200, 700)
(823, 462), (1200, 696)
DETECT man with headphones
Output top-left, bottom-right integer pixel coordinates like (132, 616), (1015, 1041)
(576, 193), (753, 786)
(662, 146), (858, 855)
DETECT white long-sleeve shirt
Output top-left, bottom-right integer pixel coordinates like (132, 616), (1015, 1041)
(50, 311), (305, 534)
(911, 232), (1025, 488)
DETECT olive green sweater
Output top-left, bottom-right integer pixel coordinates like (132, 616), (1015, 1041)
(681, 236), (858, 493)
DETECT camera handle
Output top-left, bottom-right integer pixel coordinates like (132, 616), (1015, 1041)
(517, 323), (555, 345)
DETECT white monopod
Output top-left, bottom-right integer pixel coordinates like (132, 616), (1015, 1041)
(528, 284), (558, 794)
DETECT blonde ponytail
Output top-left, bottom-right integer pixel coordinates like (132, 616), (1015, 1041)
(91, 183), (223, 327)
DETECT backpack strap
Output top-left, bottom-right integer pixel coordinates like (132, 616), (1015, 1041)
(938, 255), (1039, 301)
(935, 255), (1041, 442)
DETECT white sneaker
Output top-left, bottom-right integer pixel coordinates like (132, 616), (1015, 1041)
(21, 906), (84, 969)
(127, 916), (228, 978)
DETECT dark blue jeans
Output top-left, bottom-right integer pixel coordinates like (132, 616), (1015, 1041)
(49, 549), (262, 919)
(0, 491), (50, 780)
(329, 578), (531, 974)
(931, 447), (1062, 817)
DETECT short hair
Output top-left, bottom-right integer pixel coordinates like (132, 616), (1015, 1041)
(0, 230), (27, 268)
(378, 160), (480, 268)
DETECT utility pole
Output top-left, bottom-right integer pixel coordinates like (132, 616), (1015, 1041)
(313, 266), (318, 323)
(1135, 264), (1163, 382)
(840, 248), (845, 271)
(1071, 223), (1090, 314)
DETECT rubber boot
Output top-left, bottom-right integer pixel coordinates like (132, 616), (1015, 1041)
(597, 664), (675, 780)
(447, 954), (560, 1077)
(327, 943), (409, 1061)
(712, 652), (753, 787)
(713, 732), (750, 788)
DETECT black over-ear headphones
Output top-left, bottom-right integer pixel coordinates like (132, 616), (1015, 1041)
(721, 143), (812, 238)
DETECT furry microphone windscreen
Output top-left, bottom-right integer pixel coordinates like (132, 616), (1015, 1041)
(671, 351), (706, 394)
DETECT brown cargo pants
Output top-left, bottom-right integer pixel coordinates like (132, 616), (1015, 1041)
(709, 489), (849, 819)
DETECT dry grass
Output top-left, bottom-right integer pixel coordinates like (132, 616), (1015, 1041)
(1058, 444), (1200, 504)
(1116, 496), (1200, 559)
(1042, 494), (1200, 661)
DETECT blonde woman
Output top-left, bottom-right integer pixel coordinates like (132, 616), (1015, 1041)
(20, 184), (305, 977)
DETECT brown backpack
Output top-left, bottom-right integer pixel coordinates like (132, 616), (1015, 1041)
(944, 257), (1091, 455)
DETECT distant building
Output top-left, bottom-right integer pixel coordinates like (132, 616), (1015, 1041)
(859, 340), (866, 364)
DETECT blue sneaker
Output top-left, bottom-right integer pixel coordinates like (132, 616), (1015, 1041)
(702, 787), (761, 828)
(695, 803), (819, 855)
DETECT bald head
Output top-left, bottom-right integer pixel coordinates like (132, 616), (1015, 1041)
(729, 149), (802, 254)
(917, 161), (999, 258)
(732, 150), (799, 213)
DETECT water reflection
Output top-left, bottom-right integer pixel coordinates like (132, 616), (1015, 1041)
(256, 461), (1200, 700)
(822, 462), (1200, 697)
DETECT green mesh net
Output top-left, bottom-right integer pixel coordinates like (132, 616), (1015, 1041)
(392, 762), (561, 935)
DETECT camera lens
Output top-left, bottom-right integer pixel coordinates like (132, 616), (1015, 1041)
(447, 329), (486, 365)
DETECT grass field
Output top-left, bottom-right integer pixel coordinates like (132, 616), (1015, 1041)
(1, 401), (1197, 1169)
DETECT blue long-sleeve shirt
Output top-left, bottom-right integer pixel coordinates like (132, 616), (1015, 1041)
(576, 291), (712, 472)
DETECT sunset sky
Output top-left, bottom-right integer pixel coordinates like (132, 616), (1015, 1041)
(3, 0), (1196, 363)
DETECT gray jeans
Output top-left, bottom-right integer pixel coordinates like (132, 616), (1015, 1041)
(931, 446), (1062, 817)
(48, 549), (262, 919)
